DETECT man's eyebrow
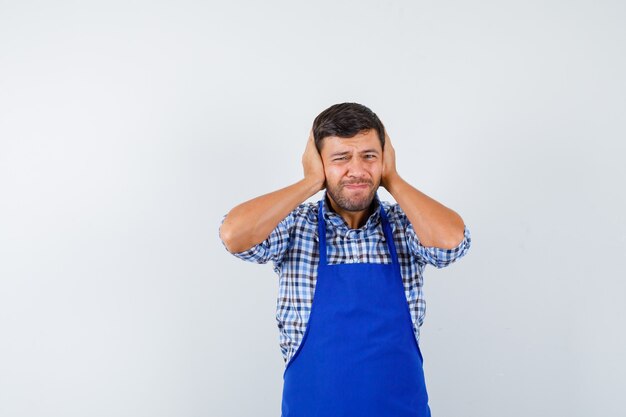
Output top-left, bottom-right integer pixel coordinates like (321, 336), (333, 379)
(329, 149), (380, 158)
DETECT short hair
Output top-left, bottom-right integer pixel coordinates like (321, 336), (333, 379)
(312, 102), (385, 152)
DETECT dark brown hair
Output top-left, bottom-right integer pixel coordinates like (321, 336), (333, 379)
(312, 102), (385, 152)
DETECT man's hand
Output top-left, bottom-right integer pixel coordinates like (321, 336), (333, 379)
(302, 129), (326, 191)
(381, 129), (399, 190)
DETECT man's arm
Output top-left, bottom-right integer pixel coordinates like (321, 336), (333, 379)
(219, 130), (325, 254)
(381, 131), (466, 250)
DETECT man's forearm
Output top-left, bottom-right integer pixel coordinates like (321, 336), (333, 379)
(386, 174), (465, 249)
(220, 178), (323, 254)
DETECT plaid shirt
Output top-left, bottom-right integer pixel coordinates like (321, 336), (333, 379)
(220, 193), (472, 367)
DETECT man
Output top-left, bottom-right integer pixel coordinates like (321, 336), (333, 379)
(219, 102), (471, 417)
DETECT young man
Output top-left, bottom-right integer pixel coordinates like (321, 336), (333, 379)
(219, 102), (471, 417)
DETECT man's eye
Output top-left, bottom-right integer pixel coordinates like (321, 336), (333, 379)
(364, 154), (376, 159)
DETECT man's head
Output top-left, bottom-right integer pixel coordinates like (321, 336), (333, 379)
(312, 102), (385, 153)
(312, 103), (386, 213)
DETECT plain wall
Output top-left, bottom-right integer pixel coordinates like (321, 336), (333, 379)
(1, 1), (625, 416)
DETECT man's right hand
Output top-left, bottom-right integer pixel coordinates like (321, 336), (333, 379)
(302, 129), (326, 191)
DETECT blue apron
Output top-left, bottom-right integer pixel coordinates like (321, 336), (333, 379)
(281, 197), (431, 417)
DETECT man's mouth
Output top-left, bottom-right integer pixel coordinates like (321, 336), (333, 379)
(343, 182), (370, 190)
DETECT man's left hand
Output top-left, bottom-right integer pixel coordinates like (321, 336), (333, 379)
(381, 130), (399, 190)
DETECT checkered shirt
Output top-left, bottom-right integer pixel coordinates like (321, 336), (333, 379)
(220, 193), (472, 367)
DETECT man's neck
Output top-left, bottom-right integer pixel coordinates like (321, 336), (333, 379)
(326, 194), (376, 229)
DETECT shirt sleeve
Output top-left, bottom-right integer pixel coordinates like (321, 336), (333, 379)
(392, 205), (472, 269)
(219, 208), (296, 265)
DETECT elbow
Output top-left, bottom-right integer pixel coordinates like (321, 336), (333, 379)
(433, 225), (468, 251)
(443, 217), (467, 249)
(445, 229), (466, 249)
(431, 229), (465, 250)
(219, 222), (254, 254)
(219, 222), (239, 254)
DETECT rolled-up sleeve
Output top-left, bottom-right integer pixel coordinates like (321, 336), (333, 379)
(405, 222), (471, 268)
(388, 203), (471, 268)
(219, 211), (295, 265)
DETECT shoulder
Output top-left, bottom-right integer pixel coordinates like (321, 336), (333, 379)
(377, 200), (412, 235)
(379, 200), (406, 220)
(287, 200), (319, 225)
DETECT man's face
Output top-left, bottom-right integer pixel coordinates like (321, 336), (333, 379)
(319, 129), (383, 212)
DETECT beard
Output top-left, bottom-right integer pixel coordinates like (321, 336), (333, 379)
(326, 178), (380, 212)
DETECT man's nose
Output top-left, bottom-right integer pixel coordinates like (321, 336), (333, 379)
(346, 157), (366, 176)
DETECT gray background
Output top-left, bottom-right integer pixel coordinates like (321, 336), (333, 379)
(1, 1), (625, 416)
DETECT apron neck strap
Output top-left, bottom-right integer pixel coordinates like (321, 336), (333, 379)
(317, 194), (399, 266)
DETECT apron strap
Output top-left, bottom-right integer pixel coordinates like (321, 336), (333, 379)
(317, 199), (329, 265)
(379, 203), (400, 265)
